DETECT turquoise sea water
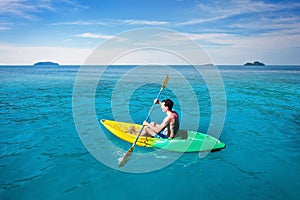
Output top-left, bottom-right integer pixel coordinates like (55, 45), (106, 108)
(0, 65), (299, 199)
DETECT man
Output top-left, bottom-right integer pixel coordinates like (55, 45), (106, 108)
(141, 99), (179, 139)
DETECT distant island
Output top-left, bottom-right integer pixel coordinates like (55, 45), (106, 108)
(244, 61), (265, 66)
(34, 61), (59, 66)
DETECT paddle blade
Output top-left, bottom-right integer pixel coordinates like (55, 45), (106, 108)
(162, 75), (169, 89)
(118, 146), (134, 167)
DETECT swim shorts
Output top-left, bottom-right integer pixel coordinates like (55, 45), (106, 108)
(154, 132), (169, 139)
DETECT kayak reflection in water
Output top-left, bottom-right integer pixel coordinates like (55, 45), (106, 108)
(141, 99), (179, 139)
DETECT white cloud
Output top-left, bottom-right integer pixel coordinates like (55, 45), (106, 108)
(176, 16), (227, 26)
(0, 0), (87, 20)
(75, 32), (128, 43)
(183, 30), (300, 49)
(196, 0), (290, 17)
(123, 19), (168, 26)
(0, 44), (92, 65)
(0, 30), (299, 65)
(183, 33), (233, 44)
(178, 0), (300, 27)
(0, 22), (13, 30)
(0, 25), (10, 30)
(1, 0), (299, 65)
(51, 19), (169, 27)
(229, 16), (300, 35)
(76, 32), (114, 40)
(204, 32), (300, 65)
(50, 20), (109, 26)
(0, 0), (53, 20)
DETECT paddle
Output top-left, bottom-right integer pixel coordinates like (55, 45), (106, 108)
(118, 75), (169, 167)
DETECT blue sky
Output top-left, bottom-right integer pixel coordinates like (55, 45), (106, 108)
(0, 0), (299, 65)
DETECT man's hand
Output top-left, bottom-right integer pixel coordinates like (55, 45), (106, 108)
(143, 121), (149, 126)
(154, 99), (159, 104)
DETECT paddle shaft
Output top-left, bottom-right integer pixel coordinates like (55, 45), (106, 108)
(132, 87), (164, 146)
(118, 75), (169, 167)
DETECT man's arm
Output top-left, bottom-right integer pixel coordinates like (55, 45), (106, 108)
(144, 116), (170, 133)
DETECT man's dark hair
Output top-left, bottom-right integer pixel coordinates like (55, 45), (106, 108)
(162, 99), (174, 110)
